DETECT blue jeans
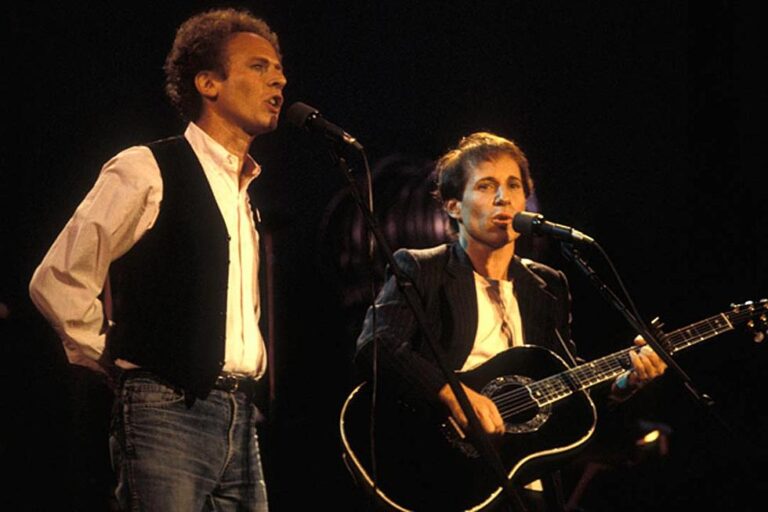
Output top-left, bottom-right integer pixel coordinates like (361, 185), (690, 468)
(109, 374), (268, 511)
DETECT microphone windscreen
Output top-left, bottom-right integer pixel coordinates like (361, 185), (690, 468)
(285, 102), (318, 129)
(512, 211), (542, 234)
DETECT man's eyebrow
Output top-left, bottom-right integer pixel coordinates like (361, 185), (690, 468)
(248, 56), (282, 68)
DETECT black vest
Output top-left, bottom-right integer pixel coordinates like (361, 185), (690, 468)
(109, 136), (230, 398)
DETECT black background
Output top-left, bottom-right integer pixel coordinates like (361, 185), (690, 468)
(2, 1), (766, 510)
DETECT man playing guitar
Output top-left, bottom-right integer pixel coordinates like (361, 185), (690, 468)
(353, 132), (667, 511)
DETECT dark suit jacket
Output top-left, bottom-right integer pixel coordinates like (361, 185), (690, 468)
(355, 242), (576, 404)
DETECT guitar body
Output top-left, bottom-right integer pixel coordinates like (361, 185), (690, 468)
(340, 345), (597, 511)
(341, 299), (768, 510)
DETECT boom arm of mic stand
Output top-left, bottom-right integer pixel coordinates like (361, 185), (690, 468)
(332, 149), (527, 512)
(560, 243), (712, 407)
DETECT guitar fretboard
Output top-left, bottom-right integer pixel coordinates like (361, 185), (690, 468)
(527, 309), (749, 406)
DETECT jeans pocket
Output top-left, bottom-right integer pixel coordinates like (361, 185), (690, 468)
(123, 377), (186, 409)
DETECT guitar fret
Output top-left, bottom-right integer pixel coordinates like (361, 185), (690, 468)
(527, 301), (764, 407)
(533, 374), (575, 404)
(537, 352), (629, 405)
(535, 379), (570, 405)
(667, 313), (735, 354)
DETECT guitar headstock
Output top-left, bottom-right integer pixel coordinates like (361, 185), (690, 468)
(729, 299), (768, 343)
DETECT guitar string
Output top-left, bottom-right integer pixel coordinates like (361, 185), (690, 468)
(490, 334), (669, 412)
(492, 309), (746, 411)
(495, 309), (745, 410)
(486, 308), (755, 419)
(493, 353), (634, 418)
(494, 327), (709, 415)
(490, 348), (634, 412)
(492, 339), (686, 415)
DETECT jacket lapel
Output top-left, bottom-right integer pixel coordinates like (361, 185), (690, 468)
(509, 256), (557, 348)
(444, 245), (559, 362)
(444, 244), (479, 367)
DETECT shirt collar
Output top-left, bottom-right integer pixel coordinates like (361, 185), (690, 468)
(184, 122), (262, 184)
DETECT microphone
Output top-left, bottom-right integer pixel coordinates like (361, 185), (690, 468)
(285, 102), (363, 151)
(513, 211), (595, 245)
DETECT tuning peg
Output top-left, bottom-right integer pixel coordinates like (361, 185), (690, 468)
(747, 313), (767, 343)
(731, 301), (750, 312)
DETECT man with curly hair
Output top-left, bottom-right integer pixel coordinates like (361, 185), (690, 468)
(29, 8), (286, 510)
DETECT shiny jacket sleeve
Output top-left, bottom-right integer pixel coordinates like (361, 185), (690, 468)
(354, 248), (449, 404)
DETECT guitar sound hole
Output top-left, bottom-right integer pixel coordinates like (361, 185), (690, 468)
(483, 376), (551, 434)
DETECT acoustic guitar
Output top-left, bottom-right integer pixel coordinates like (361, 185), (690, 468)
(340, 300), (767, 511)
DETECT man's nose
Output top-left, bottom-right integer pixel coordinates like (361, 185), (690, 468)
(494, 188), (510, 205)
(270, 69), (287, 90)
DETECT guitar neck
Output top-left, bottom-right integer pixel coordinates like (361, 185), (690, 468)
(529, 311), (738, 406)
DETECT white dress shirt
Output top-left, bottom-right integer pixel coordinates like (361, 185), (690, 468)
(29, 122), (266, 377)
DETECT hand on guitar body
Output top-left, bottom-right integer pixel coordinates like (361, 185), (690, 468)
(438, 382), (506, 435)
(610, 335), (668, 400)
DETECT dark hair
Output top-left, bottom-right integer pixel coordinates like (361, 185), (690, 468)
(164, 8), (281, 121)
(435, 132), (533, 231)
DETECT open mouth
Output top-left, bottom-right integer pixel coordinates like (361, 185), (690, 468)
(492, 213), (513, 223)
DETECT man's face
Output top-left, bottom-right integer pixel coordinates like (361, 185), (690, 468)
(208, 32), (286, 137)
(446, 154), (527, 250)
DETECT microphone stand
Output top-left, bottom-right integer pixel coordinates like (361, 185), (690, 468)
(559, 241), (767, 496)
(560, 242), (713, 408)
(331, 145), (527, 512)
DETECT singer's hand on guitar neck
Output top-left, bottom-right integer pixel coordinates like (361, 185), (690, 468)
(611, 335), (668, 400)
(438, 382), (506, 435)
(628, 335), (668, 384)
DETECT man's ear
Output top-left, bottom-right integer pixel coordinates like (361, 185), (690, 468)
(194, 70), (220, 100)
(444, 199), (462, 222)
